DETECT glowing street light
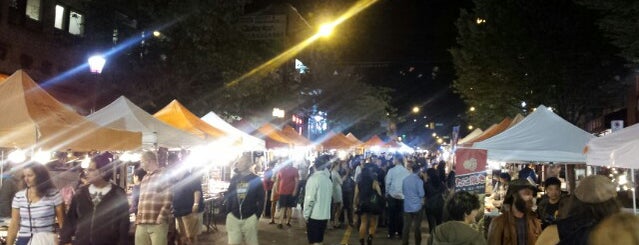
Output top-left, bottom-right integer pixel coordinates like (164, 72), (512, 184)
(469, 106), (476, 112)
(272, 108), (285, 118)
(153, 30), (162, 37)
(437, 138), (444, 144)
(412, 106), (420, 114)
(318, 23), (335, 37)
(432, 132), (437, 137)
(468, 125), (474, 130)
(88, 55), (106, 74)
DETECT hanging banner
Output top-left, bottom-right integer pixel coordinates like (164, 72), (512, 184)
(455, 148), (488, 194)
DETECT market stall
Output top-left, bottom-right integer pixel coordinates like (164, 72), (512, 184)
(585, 123), (639, 214)
(0, 70), (142, 151)
(153, 100), (227, 140)
(201, 111), (266, 151)
(88, 96), (205, 148)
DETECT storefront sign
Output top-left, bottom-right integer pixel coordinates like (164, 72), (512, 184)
(455, 172), (487, 194)
(455, 148), (487, 194)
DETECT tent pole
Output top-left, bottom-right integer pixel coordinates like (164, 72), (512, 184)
(565, 164), (569, 192)
(632, 168), (637, 215)
(0, 150), (4, 189)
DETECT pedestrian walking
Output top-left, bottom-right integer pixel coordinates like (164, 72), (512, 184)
(401, 163), (424, 245)
(354, 162), (384, 245)
(135, 151), (173, 245)
(173, 168), (204, 245)
(274, 161), (299, 229)
(6, 162), (65, 245)
(430, 191), (486, 245)
(303, 155), (333, 245)
(385, 154), (410, 239)
(224, 153), (265, 245)
(60, 154), (131, 245)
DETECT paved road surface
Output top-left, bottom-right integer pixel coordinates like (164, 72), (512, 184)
(197, 211), (431, 245)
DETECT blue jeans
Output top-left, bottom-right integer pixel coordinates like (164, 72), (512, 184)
(15, 237), (30, 245)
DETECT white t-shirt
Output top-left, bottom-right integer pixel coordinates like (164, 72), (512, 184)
(88, 184), (112, 206)
(12, 189), (62, 237)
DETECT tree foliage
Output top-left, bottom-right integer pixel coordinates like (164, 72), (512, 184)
(83, 0), (394, 136)
(451, 0), (626, 129)
(577, 0), (639, 63)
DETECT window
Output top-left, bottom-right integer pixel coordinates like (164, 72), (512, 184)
(25, 0), (40, 21)
(68, 11), (84, 35)
(54, 5), (64, 29)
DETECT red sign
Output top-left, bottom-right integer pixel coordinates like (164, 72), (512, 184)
(454, 148), (487, 175)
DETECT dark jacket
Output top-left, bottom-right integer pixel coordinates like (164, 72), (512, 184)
(556, 215), (597, 245)
(60, 184), (131, 245)
(224, 173), (265, 220)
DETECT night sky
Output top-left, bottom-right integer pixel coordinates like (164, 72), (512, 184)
(330, 0), (473, 145)
(250, 0), (474, 145)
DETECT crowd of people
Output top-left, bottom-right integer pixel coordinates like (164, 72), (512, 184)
(227, 152), (639, 245)
(0, 151), (205, 245)
(1, 150), (639, 245)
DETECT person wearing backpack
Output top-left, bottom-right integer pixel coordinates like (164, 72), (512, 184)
(354, 163), (383, 245)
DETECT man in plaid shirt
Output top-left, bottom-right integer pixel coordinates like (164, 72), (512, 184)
(135, 151), (173, 245)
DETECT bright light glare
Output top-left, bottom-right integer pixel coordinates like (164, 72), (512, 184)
(619, 174), (628, 185)
(8, 150), (27, 163)
(33, 151), (51, 164)
(412, 106), (420, 113)
(469, 106), (476, 112)
(88, 55), (106, 74)
(225, 0), (379, 88)
(81, 156), (91, 169)
(318, 23), (335, 37)
(153, 31), (161, 37)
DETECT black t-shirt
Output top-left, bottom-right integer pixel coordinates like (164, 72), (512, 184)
(516, 217), (528, 245)
(541, 202), (560, 227)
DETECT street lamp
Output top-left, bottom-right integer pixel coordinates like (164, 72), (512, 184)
(318, 23), (335, 37)
(88, 55), (106, 74)
(88, 54), (106, 113)
(469, 106), (476, 112)
(412, 106), (420, 114)
(468, 125), (474, 130)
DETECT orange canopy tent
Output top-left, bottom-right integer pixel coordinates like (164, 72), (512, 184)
(384, 140), (402, 149)
(153, 100), (227, 140)
(321, 132), (356, 150)
(345, 133), (364, 146)
(364, 135), (386, 148)
(0, 70), (141, 151)
(254, 124), (293, 149)
(468, 117), (512, 144)
(281, 125), (312, 146)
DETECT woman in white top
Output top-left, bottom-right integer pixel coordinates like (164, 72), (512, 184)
(6, 162), (65, 245)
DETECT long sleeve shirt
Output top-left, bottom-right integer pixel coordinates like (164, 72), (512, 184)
(402, 173), (425, 213)
(224, 173), (265, 220)
(385, 164), (410, 199)
(303, 169), (333, 220)
(136, 169), (173, 224)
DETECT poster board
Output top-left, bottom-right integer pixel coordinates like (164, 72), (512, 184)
(455, 148), (488, 194)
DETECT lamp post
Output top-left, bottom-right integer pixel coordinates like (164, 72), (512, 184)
(88, 54), (106, 113)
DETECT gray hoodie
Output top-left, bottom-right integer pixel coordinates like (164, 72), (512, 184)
(430, 221), (487, 245)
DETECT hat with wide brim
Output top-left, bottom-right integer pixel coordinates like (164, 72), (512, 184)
(506, 178), (538, 198)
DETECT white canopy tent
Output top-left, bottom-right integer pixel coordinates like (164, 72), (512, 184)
(473, 105), (594, 162)
(458, 128), (484, 145)
(87, 96), (205, 148)
(586, 123), (639, 169)
(585, 123), (639, 214)
(201, 112), (266, 151)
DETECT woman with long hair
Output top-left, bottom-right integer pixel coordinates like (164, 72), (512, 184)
(6, 162), (65, 245)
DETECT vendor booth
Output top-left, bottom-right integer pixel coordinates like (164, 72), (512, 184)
(0, 70), (141, 151)
(586, 123), (639, 214)
(154, 100), (227, 140)
(201, 111), (266, 151)
(88, 96), (204, 148)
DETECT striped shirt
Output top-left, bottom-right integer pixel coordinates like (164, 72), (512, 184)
(136, 169), (172, 224)
(11, 189), (62, 237)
